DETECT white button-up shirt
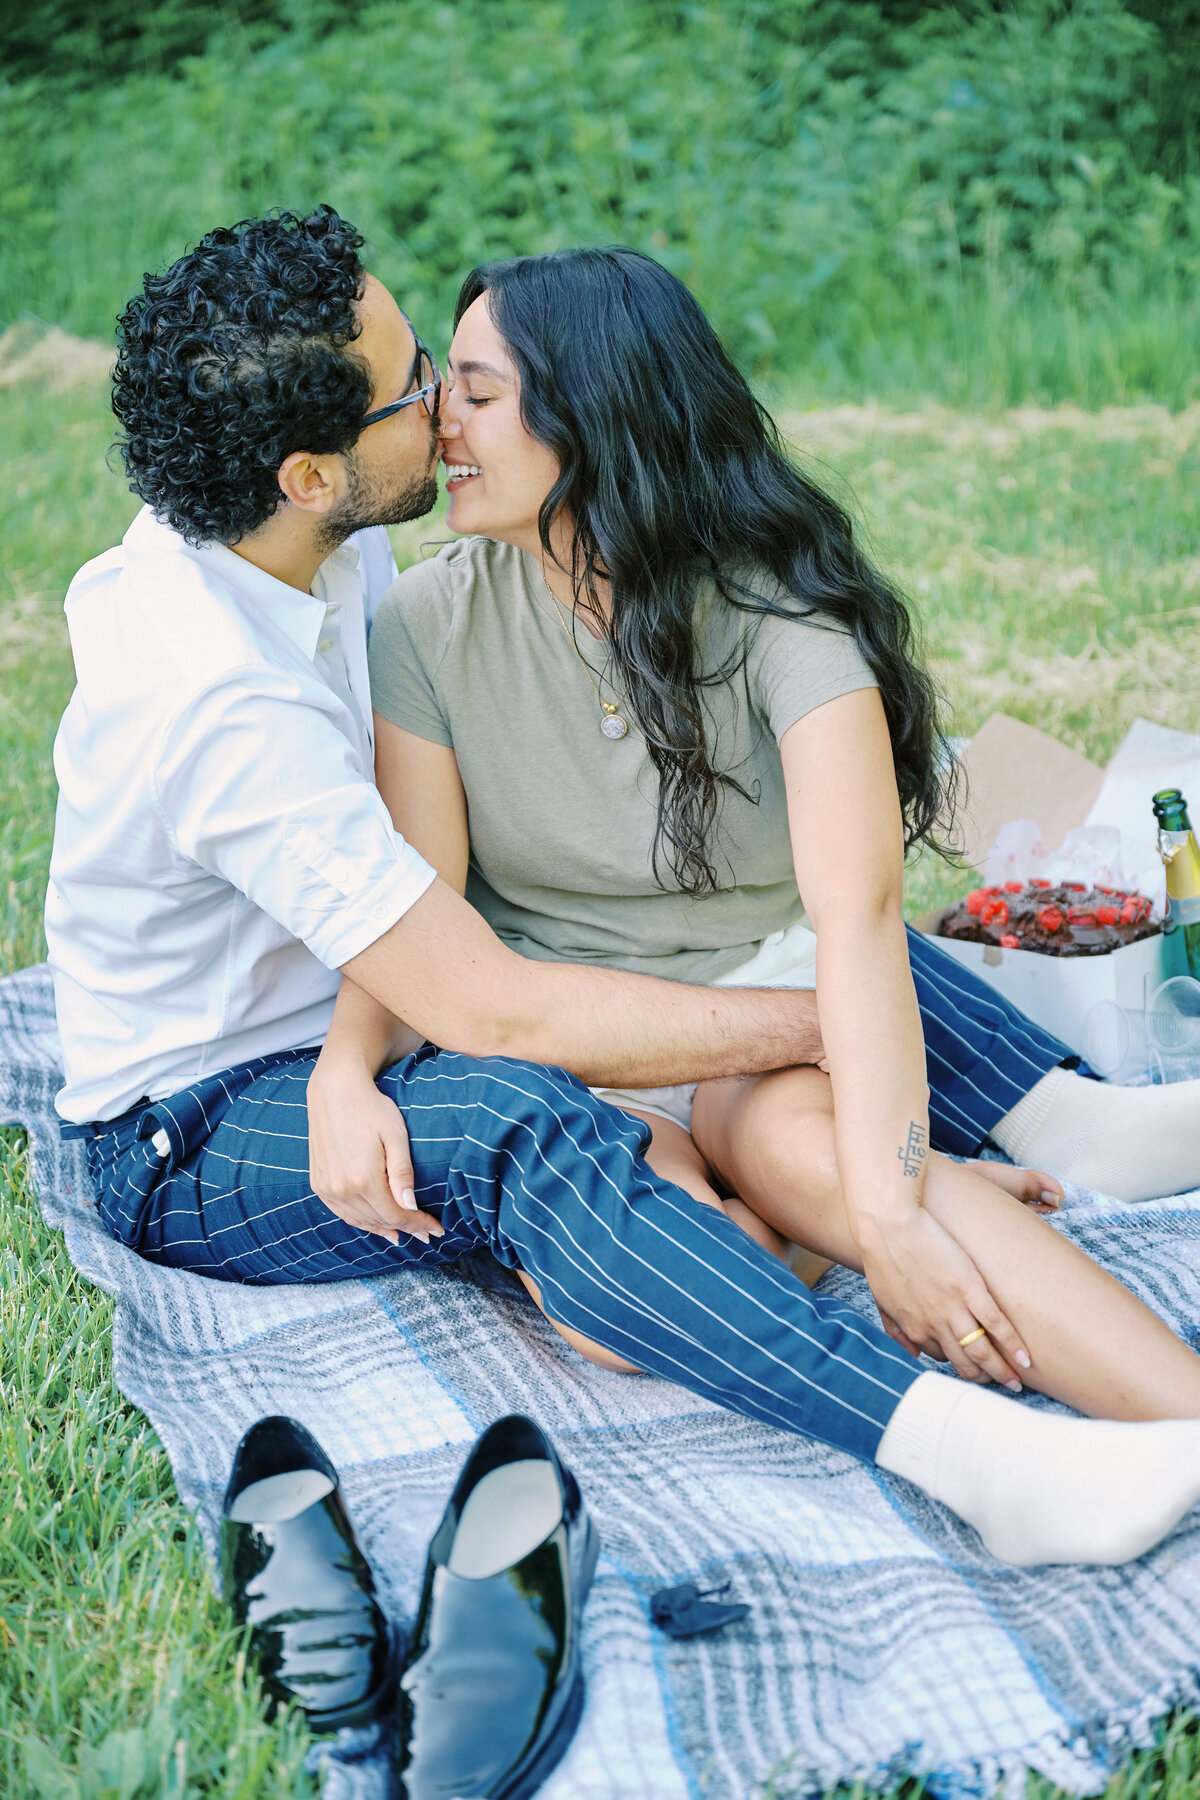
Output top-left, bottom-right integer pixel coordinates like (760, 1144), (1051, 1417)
(46, 507), (436, 1123)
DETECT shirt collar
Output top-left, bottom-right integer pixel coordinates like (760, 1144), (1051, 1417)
(124, 507), (363, 663)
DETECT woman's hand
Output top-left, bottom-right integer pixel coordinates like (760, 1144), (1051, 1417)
(307, 1056), (444, 1244)
(853, 1204), (1032, 1387)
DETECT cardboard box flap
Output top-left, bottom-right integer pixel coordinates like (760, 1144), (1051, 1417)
(949, 714), (1104, 871)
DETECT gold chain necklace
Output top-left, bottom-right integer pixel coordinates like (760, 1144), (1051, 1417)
(538, 571), (632, 741)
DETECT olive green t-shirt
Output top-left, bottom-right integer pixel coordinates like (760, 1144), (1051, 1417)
(368, 536), (877, 983)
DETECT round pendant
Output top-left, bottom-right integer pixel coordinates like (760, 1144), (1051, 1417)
(600, 712), (629, 740)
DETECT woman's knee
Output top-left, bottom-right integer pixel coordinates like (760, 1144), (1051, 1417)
(626, 1108), (725, 1210)
(694, 1066), (837, 1194)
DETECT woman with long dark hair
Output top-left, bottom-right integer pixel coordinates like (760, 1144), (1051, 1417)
(323, 246), (1200, 1420)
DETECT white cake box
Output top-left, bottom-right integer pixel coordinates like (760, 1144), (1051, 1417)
(916, 713), (1200, 1059)
(921, 907), (1168, 1058)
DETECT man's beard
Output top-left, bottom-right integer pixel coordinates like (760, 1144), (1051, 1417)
(316, 446), (440, 554)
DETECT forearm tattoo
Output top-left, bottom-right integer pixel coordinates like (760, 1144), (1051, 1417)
(898, 1121), (928, 1178)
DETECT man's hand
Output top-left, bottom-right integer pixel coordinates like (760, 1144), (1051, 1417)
(344, 876), (834, 1088)
(853, 1204), (1031, 1388)
(307, 1057), (444, 1244)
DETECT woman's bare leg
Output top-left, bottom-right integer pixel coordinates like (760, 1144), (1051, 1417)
(515, 1268), (642, 1371)
(692, 1066), (1200, 1421)
(517, 1105), (788, 1371)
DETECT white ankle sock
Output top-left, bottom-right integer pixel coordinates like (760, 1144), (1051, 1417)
(991, 1066), (1200, 1203)
(876, 1371), (1200, 1566)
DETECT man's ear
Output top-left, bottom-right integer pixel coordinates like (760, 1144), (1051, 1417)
(276, 450), (342, 515)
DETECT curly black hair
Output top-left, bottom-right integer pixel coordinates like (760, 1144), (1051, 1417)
(111, 205), (372, 545)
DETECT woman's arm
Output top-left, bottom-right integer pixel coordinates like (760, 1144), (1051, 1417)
(307, 981), (442, 1241)
(355, 715), (831, 1083)
(313, 710), (831, 1221)
(373, 715), (471, 897)
(782, 688), (1029, 1378)
(306, 721), (472, 1235)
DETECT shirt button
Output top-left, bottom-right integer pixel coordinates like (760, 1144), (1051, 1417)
(318, 637), (333, 653)
(372, 902), (389, 919)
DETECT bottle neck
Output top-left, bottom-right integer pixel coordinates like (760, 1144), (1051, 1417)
(1157, 807), (1193, 835)
(1153, 789), (1192, 835)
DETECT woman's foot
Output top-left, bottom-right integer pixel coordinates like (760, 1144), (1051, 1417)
(968, 1159), (1062, 1214)
(878, 1370), (1200, 1566)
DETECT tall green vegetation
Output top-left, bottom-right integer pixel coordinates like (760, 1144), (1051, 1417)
(2, 0), (1197, 404)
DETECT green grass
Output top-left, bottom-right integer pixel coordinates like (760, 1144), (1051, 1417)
(0, 1138), (315, 1800)
(3, 0), (1199, 407)
(775, 397), (1200, 916)
(2, 341), (1199, 1794)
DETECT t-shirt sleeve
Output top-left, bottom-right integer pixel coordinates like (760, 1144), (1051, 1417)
(743, 603), (878, 743)
(368, 559), (455, 748)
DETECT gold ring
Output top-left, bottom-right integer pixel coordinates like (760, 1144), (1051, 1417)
(958, 1326), (987, 1349)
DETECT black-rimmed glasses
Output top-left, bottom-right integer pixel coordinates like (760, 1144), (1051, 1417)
(360, 332), (442, 428)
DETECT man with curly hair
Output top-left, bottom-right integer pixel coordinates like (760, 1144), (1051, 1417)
(42, 206), (1200, 1570)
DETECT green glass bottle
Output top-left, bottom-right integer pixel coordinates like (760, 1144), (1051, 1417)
(1153, 788), (1200, 979)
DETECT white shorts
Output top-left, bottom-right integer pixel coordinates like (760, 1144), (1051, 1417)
(591, 918), (818, 1133)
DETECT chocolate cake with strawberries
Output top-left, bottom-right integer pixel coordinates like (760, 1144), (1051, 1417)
(937, 881), (1159, 957)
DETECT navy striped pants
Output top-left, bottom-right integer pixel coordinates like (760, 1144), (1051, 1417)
(80, 1045), (924, 1462)
(905, 926), (1070, 1155)
(75, 934), (1070, 1463)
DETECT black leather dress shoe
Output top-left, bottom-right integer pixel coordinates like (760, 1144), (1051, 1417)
(221, 1415), (396, 1732)
(397, 1414), (599, 1800)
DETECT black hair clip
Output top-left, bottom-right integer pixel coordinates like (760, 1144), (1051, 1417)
(649, 1580), (750, 1640)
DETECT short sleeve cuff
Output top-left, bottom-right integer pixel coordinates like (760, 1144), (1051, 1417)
(294, 832), (438, 970)
(373, 705), (455, 748)
(772, 672), (879, 744)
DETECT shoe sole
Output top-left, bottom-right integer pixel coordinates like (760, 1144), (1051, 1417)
(488, 1516), (601, 1800)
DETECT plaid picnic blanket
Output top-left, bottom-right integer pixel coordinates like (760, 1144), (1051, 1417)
(6, 959), (1200, 1800)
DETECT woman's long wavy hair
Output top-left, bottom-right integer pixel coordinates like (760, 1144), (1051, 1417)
(455, 248), (952, 895)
